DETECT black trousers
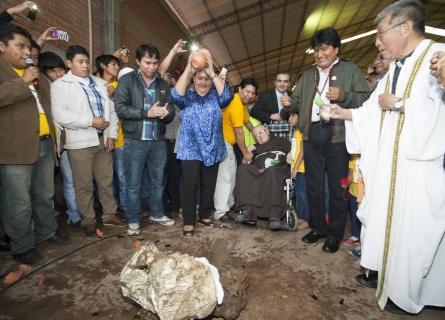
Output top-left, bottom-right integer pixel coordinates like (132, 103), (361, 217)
(303, 123), (349, 240)
(181, 160), (219, 225)
(164, 140), (182, 212)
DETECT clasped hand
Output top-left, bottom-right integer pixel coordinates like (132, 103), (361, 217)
(147, 102), (169, 119)
(378, 94), (399, 110)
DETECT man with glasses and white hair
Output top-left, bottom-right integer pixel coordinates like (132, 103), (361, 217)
(330, 0), (445, 315)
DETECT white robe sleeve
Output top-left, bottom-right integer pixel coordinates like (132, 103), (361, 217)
(403, 46), (445, 161)
(345, 82), (385, 155)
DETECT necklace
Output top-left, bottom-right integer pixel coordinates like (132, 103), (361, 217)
(314, 66), (334, 97)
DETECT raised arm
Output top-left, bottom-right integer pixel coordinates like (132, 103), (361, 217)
(200, 48), (225, 96)
(174, 53), (194, 96)
(158, 39), (187, 78)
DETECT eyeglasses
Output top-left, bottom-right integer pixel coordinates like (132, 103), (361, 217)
(376, 21), (406, 39)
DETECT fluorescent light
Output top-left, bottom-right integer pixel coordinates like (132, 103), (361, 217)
(305, 25), (444, 54)
(426, 26), (445, 37)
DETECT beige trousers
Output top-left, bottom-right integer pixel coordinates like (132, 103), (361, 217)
(67, 140), (117, 226)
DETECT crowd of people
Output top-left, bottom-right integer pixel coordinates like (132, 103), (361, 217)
(0, 0), (444, 316)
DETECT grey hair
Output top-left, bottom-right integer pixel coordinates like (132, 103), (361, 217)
(374, 0), (425, 35)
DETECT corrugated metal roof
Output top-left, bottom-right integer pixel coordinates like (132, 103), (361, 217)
(164, 0), (445, 91)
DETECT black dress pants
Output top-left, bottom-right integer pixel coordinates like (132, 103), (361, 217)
(164, 140), (182, 212)
(303, 122), (349, 240)
(181, 160), (219, 225)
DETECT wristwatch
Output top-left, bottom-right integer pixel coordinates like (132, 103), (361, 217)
(394, 99), (404, 111)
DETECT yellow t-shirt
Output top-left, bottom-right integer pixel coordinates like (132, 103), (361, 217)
(291, 130), (305, 173)
(222, 93), (249, 145)
(14, 68), (50, 136)
(348, 154), (364, 199)
(108, 80), (124, 149)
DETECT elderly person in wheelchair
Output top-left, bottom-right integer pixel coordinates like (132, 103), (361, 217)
(234, 125), (291, 230)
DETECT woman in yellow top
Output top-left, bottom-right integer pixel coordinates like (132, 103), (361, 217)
(283, 110), (309, 230)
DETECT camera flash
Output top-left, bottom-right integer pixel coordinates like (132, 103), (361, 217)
(190, 43), (199, 52)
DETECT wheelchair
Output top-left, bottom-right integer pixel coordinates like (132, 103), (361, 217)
(281, 177), (298, 230)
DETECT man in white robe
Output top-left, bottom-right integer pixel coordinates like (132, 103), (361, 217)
(328, 0), (445, 315)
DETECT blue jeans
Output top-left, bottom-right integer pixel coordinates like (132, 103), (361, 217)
(113, 147), (127, 214)
(60, 151), (81, 224)
(0, 138), (57, 254)
(294, 173), (309, 221)
(140, 166), (150, 208)
(124, 139), (167, 224)
(349, 195), (361, 238)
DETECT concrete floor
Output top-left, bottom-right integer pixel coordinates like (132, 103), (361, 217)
(0, 218), (444, 320)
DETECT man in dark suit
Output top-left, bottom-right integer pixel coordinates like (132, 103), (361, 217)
(250, 72), (293, 140)
(0, 23), (68, 265)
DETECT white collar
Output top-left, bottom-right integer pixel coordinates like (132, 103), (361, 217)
(316, 58), (340, 73)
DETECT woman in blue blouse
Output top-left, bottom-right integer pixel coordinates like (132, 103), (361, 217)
(171, 49), (233, 236)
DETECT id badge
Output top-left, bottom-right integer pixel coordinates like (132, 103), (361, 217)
(313, 95), (324, 108)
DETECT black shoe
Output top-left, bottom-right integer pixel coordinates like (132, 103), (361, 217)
(235, 210), (257, 226)
(13, 248), (44, 265)
(0, 239), (11, 252)
(355, 271), (378, 288)
(385, 299), (415, 315)
(46, 234), (71, 245)
(219, 213), (235, 224)
(321, 238), (340, 253)
(302, 231), (326, 244)
(268, 218), (282, 231)
(242, 219), (257, 227)
(68, 220), (81, 229)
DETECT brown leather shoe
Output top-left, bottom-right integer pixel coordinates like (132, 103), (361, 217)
(103, 215), (126, 227)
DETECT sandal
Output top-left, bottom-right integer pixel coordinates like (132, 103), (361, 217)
(197, 218), (214, 228)
(183, 225), (194, 237)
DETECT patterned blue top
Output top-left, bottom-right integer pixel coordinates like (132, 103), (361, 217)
(171, 83), (233, 166)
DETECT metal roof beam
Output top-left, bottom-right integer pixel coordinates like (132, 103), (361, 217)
(191, 0), (302, 38)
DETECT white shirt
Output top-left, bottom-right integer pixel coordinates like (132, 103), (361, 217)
(275, 89), (287, 113)
(311, 58), (339, 122)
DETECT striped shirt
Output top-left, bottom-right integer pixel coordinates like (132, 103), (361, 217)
(78, 77), (105, 119)
(138, 70), (159, 140)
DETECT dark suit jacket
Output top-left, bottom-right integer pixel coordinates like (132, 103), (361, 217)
(0, 54), (56, 164)
(250, 90), (290, 124)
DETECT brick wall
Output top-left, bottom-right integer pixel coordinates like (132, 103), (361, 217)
(0, 0), (102, 59)
(1, 0), (187, 68)
(120, 0), (188, 69)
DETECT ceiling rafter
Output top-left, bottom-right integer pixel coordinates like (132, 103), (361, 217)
(275, 0), (289, 77)
(260, 0), (269, 87)
(165, 0), (445, 91)
(201, 0), (240, 79)
(191, 0), (301, 38)
(230, 0), (256, 78)
(228, 17), (376, 70)
(289, 0), (329, 81)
